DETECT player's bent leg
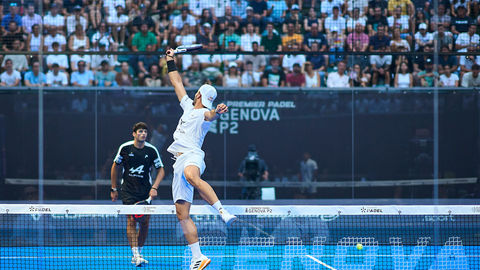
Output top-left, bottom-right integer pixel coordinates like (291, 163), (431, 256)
(184, 166), (237, 225)
(175, 200), (199, 244)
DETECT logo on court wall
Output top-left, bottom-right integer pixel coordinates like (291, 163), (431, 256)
(360, 207), (383, 213)
(245, 207), (273, 214)
(143, 206), (155, 214)
(473, 206), (480, 213)
(29, 206), (52, 213)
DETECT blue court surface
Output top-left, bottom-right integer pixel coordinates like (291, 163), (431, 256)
(1, 245), (479, 270)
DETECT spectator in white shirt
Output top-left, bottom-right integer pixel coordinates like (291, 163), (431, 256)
(347, 8), (367, 33)
(189, 0), (214, 17)
(22, 3), (42, 34)
(439, 64), (459, 87)
(107, 5), (129, 45)
(455, 24), (479, 53)
(44, 28), (67, 52)
(43, 4), (65, 34)
(327, 61), (350, 87)
(240, 23), (261, 51)
(46, 42), (69, 71)
(172, 7), (197, 33)
(71, 46), (92, 71)
(282, 43), (306, 73)
(324, 6), (346, 37)
(461, 64), (480, 87)
(241, 60), (262, 86)
(103, 0), (126, 17)
(66, 5), (88, 35)
(321, 0), (343, 18)
(91, 22), (117, 51)
(0, 59), (21, 86)
(46, 63), (69, 86)
(414, 23), (433, 51)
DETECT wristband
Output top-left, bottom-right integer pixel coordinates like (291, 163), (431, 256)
(151, 187), (158, 190)
(167, 60), (177, 73)
(111, 188), (117, 192)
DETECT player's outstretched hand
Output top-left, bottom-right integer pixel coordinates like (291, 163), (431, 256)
(149, 188), (158, 199)
(215, 103), (228, 114)
(166, 48), (175, 60)
(111, 190), (118, 202)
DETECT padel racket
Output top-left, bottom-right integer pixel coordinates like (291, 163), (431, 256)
(173, 44), (203, 54)
(133, 196), (152, 221)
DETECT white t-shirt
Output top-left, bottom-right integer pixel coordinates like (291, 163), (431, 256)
(321, 0), (343, 16)
(241, 71), (261, 86)
(387, 15), (410, 31)
(46, 54), (69, 69)
(370, 55), (392, 67)
(282, 54), (306, 72)
(44, 34), (67, 51)
(347, 0), (368, 13)
(327, 72), (350, 87)
(0, 71), (21, 86)
(46, 71), (69, 86)
(414, 31), (433, 50)
(240, 33), (261, 52)
(456, 33), (480, 52)
(71, 54), (92, 68)
(175, 34), (197, 46)
(167, 95), (211, 155)
(324, 16), (346, 33)
(103, 0), (126, 16)
(107, 14), (129, 30)
(172, 14), (197, 30)
(66, 15), (87, 35)
(439, 73), (459, 87)
(346, 17), (367, 30)
(212, 0), (231, 17)
(43, 14), (65, 28)
(189, 0), (214, 16)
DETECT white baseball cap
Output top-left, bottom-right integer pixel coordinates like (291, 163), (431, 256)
(419, 23), (427, 30)
(198, 84), (217, 110)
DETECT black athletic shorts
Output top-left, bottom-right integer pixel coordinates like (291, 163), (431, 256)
(120, 190), (149, 205)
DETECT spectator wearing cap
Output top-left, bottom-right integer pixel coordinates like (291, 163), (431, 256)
(24, 60), (47, 87)
(438, 64), (459, 87)
(232, 0), (249, 20)
(321, 0), (343, 18)
(459, 48), (480, 78)
(456, 24), (479, 53)
(132, 3), (155, 34)
(326, 61), (350, 87)
(240, 6), (261, 30)
(430, 4), (451, 30)
(366, 7), (388, 36)
(324, 6), (346, 38)
(326, 26), (345, 65)
(413, 9), (429, 32)
(241, 60), (262, 87)
(347, 23), (369, 51)
(347, 8), (367, 33)
(95, 60), (117, 86)
(461, 64), (480, 87)
(418, 58), (439, 87)
(71, 46), (92, 71)
(223, 62), (242, 87)
(44, 3), (65, 33)
(282, 43), (306, 73)
(243, 41), (266, 72)
(368, 0), (388, 17)
(91, 42), (116, 70)
(438, 45), (458, 75)
(261, 23), (282, 52)
(387, 6), (411, 41)
(303, 23), (328, 52)
(387, 0), (414, 16)
(414, 23), (433, 51)
(0, 59), (21, 86)
(217, 6), (240, 33)
(282, 22), (304, 48)
(69, 24), (90, 51)
(26, 24), (43, 52)
(71, 60), (94, 86)
(346, 0), (369, 17)
(282, 4), (303, 34)
(22, 3), (42, 34)
(46, 63), (69, 86)
(44, 27), (67, 52)
(107, 5), (129, 46)
(286, 63), (306, 87)
(1, 3), (22, 31)
(304, 8), (323, 33)
(2, 40), (28, 72)
(66, 5), (87, 35)
(2, 21), (24, 51)
(370, 44), (392, 86)
(451, 6), (473, 36)
(433, 24), (453, 51)
(219, 23), (241, 50)
(172, 7), (197, 33)
(412, 44), (432, 76)
(197, 23), (218, 45)
(262, 56), (286, 87)
(240, 23), (261, 52)
(46, 42), (69, 71)
(115, 62), (134, 86)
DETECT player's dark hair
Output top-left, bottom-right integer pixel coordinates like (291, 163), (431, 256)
(133, 122), (148, 133)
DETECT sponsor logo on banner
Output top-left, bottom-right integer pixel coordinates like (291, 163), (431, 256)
(210, 100), (297, 134)
(360, 207), (383, 214)
(245, 207), (273, 214)
(472, 206), (480, 213)
(29, 206), (52, 213)
(424, 215), (456, 222)
(143, 206), (155, 214)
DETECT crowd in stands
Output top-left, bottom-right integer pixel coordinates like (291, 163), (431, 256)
(0, 0), (479, 88)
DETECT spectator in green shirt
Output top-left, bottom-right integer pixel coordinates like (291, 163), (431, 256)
(218, 23), (241, 50)
(95, 60), (117, 86)
(418, 58), (438, 87)
(132, 23), (158, 52)
(261, 23), (282, 52)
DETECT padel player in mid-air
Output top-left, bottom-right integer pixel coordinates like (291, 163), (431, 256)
(165, 48), (237, 270)
(110, 122), (165, 267)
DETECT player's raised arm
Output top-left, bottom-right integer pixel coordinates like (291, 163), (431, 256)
(166, 48), (187, 102)
(205, 103), (228, 122)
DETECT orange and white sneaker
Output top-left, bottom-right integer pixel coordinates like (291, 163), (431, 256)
(190, 255), (211, 270)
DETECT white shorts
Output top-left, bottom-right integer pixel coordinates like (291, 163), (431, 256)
(172, 151), (206, 203)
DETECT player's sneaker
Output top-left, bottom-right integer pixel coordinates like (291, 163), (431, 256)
(219, 209), (237, 226)
(131, 255), (148, 267)
(190, 255), (211, 270)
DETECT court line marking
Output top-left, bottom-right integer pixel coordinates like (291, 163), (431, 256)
(305, 254), (337, 270)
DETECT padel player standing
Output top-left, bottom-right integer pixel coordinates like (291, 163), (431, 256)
(110, 122), (165, 267)
(165, 48), (237, 270)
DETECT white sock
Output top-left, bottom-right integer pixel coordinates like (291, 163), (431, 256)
(139, 246), (143, 255)
(189, 242), (202, 259)
(212, 201), (223, 212)
(132, 247), (140, 257)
